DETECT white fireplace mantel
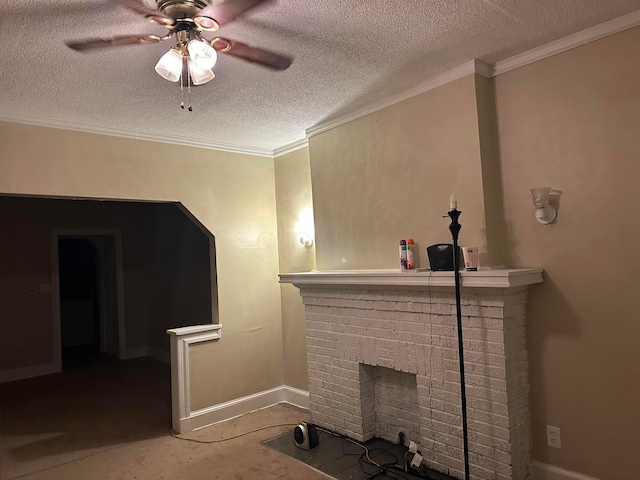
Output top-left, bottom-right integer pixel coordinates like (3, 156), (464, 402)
(283, 267), (543, 479)
(279, 268), (543, 289)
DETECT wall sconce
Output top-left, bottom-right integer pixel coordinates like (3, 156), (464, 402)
(298, 231), (313, 247)
(529, 187), (557, 225)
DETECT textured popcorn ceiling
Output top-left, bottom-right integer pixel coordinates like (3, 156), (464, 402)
(1, 0), (639, 151)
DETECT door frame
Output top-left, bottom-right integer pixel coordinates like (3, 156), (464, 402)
(51, 229), (126, 372)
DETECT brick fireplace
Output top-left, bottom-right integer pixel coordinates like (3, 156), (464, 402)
(280, 269), (543, 480)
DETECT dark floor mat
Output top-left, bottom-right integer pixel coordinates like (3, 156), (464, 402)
(264, 429), (457, 480)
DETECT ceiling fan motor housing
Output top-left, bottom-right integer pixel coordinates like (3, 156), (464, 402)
(65, 0), (293, 72)
(156, 0), (210, 20)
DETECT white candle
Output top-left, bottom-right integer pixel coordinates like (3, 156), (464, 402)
(450, 194), (457, 210)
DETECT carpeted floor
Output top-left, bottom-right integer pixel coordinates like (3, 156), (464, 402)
(0, 357), (328, 480)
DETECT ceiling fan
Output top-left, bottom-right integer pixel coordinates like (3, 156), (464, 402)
(66, 0), (293, 108)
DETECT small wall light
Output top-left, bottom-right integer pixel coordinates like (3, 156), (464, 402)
(295, 208), (315, 247)
(529, 187), (557, 225)
(298, 231), (313, 247)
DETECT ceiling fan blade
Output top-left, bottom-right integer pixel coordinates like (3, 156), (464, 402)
(212, 38), (292, 71)
(112, 0), (174, 25)
(194, 0), (269, 30)
(66, 34), (164, 52)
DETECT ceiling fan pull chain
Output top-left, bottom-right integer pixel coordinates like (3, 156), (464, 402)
(180, 62), (185, 110)
(187, 63), (193, 112)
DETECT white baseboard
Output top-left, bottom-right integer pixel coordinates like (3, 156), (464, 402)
(121, 347), (148, 360)
(0, 362), (59, 383)
(122, 347), (170, 363)
(147, 347), (171, 364)
(186, 385), (310, 432)
(0, 347), (170, 383)
(281, 385), (310, 409)
(532, 461), (601, 480)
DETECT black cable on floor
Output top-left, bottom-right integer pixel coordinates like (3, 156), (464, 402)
(368, 447), (399, 466)
(308, 424), (436, 480)
(170, 423), (299, 443)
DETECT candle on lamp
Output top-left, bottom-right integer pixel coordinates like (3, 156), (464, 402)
(450, 194), (458, 210)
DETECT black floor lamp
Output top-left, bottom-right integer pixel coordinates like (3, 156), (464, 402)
(446, 206), (470, 480)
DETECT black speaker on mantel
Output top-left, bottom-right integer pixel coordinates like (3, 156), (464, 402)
(293, 422), (319, 450)
(427, 244), (461, 271)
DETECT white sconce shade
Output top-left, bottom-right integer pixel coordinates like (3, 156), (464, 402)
(530, 187), (557, 224)
(298, 231), (313, 247)
(187, 40), (218, 70)
(155, 48), (184, 82)
(188, 60), (215, 85)
(295, 208), (315, 247)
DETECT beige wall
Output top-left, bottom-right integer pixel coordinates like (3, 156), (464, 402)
(205, 30), (635, 475)
(306, 29), (640, 478)
(0, 198), (60, 369)
(309, 75), (494, 270)
(474, 74), (506, 267)
(274, 147), (316, 389)
(0, 123), (284, 406)
(145, 203), (213, 352)
(494, 27), (640, 479)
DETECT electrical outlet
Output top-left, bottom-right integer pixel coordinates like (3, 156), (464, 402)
(546, 425), (561, 449)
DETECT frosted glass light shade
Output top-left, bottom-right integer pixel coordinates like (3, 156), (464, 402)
(187, 40), (217, 70)
(155, 48), (184, 82)
(188, 60), (215, 85)
(529, 187), (556, 224)
(530, 187), (551, 208)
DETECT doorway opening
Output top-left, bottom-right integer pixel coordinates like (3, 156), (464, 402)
(53, 230), (124, 371)
(58, 235), (119, 369)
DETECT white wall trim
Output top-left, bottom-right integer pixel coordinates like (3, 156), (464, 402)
(491, 10), (640, 77)
(305, 60), (489, 139)
(121, 347), (171, 363)
(0, 112), (274, 158)
(281, 385), (310, 409)
(273, 138), (309, 157)
(0, 363), (59, 384)
(187, 385), (309, 431)
(122, 347), (149, 360)
(147, 347), (171, 364)
(167, 324), (223, 433)
(303, 8), (640, 140)
(532, 461), (601, 480)
(189, 386), (285, 430)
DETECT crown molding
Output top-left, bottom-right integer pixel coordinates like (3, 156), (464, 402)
(303, 11), (640, 140)
(273, 137), (309, 157)
(3, 11), (638, 156)
(472, 58), (492, 78)
(491, 9), (640, 76)
(0, 112), (275, 158)
(305, 59), (490, 139)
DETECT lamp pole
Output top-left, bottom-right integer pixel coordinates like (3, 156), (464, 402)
(446, 207), (470, 480)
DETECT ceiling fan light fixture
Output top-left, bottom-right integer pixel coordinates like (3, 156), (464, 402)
(155, 48), (184, 82)
(188, 60), (215, 85)
(187, 39), (218, 70)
